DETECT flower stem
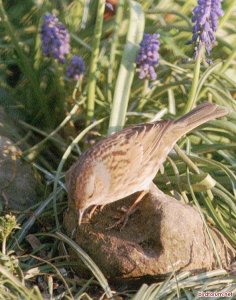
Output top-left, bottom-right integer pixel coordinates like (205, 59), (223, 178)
(138, 79), (149, 111)
(183, 46), (203, 113)
(87, 0), (106, 123)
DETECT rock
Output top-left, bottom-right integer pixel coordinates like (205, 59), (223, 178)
(0, 106), (40, 212)
(63, 184), (235, 279)
(0, 136), (40, 211)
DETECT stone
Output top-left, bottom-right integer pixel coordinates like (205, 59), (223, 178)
(0, 136), (40, 211)
(0, 106), (40, 212)
(63, 184), (235, 279)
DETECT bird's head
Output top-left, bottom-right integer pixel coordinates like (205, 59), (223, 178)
(65, 159), (110, 225)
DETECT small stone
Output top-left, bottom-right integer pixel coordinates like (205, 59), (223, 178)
(64, 184), (235, 279)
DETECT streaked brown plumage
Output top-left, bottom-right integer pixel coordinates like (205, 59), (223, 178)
(66, 102), (229, 225)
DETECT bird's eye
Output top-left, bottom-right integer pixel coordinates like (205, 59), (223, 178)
(86, 173), (95, 199)
(88, 186), (95, 199)
(88, 192), (94, 199)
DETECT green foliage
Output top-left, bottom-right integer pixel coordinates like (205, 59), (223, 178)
(0, 214), (19, 255)
(0, 214), (19, 243)
(0, 0), (236, 299)
(0, 216), (20, 292)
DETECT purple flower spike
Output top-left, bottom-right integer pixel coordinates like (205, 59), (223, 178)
(191, 0), (223, 59)
(41, 13), (70, 63)
(66, 55), (85, 80)
(136, 33), (160, 81)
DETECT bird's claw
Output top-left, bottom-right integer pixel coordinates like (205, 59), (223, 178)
(88, 205), (105, 220)
(107, 204), (140, 230)
(117, 206), (128, 213)
(106, 214), (129, 231)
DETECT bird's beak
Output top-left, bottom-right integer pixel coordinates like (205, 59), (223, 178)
(78, 209), (85, 226)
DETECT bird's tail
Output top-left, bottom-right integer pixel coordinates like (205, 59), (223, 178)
(173, 102), (229, 136)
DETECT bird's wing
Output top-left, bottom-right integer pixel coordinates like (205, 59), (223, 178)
(106, 128), (144, 182)
(139, 120), (173, 160)
(100, 121), (172, 186)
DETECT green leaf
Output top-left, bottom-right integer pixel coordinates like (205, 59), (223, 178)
(108, 0), (145, 134)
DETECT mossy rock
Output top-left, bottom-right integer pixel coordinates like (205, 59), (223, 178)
(64, 184), (235, 279)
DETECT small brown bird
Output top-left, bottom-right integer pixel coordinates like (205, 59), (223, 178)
(66, 103), (228, 226)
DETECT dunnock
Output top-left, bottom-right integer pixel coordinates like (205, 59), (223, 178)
(66, 102), (229, 226)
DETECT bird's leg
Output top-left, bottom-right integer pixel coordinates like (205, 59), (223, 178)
(107, 190), (148, 230)
(88, 205), (97, 219)
(99, 205), (105, 212)
(88, 205), (105, 220)
(125, 190), (148, 215)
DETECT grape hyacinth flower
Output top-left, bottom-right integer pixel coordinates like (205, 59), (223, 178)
(66, 55), (85, 80)
(192, 0), (223, 59)
(41, 13), (70, 63)
(136, 33), (160, 81)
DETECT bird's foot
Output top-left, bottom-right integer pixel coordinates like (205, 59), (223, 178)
(106, 206), (139, 231)
(107, 190), (148, 230)
(106, 213), (128, 231)
(88, 205), (105, 220)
